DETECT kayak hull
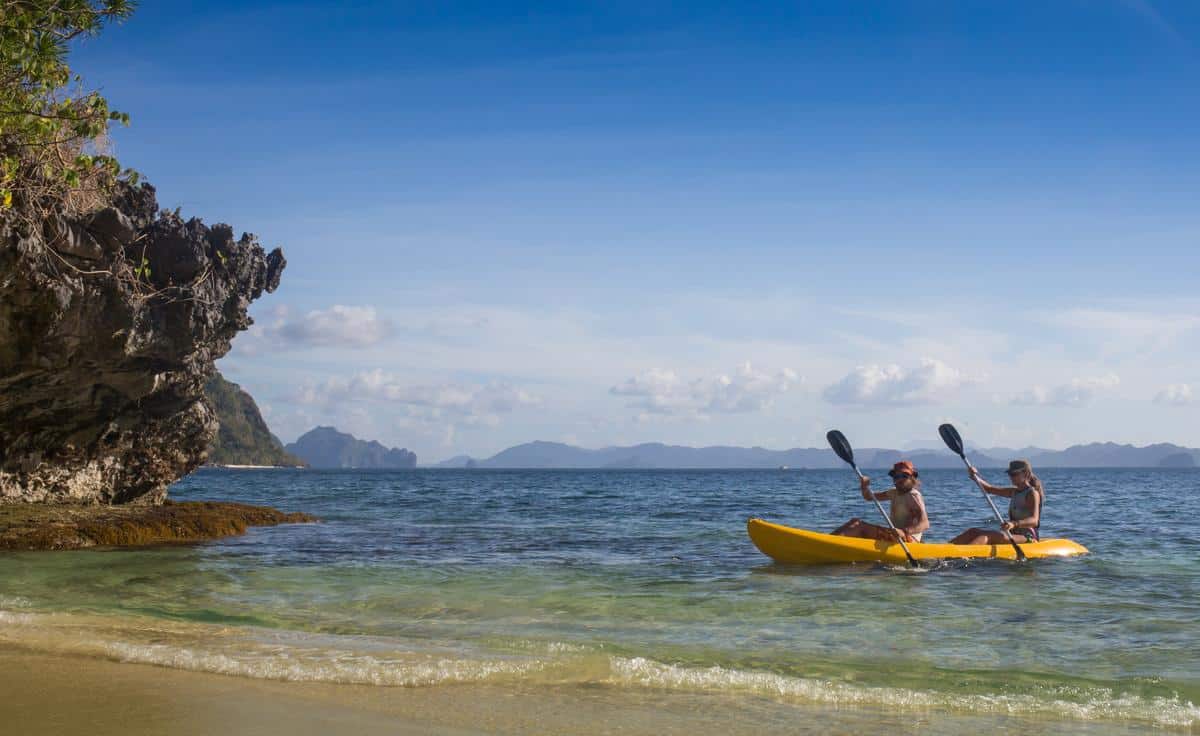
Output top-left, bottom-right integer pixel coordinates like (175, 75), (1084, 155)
(747, 518), (1089, 565)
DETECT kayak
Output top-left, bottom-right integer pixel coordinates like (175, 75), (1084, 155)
(747, 518), (1089, 565)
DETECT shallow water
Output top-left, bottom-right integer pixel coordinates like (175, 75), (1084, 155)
(2, 468), (1198, 733)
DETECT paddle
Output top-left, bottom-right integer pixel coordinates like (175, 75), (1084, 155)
(825, 430), (919, 568)
(937, 423), (1027, 561)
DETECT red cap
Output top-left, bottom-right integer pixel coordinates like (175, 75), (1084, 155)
(888, 460), (918, 478)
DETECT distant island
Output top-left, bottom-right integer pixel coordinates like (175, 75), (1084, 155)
(202, 378), (418, 469)
(205, 374), (305, 467)
(435, 440), (1200, 469)
(286, 427), (417, 469)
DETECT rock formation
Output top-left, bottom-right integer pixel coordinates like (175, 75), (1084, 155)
(0, 182), (285, 504)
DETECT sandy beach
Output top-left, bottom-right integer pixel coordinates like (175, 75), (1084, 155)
(0, 645), (867, 736)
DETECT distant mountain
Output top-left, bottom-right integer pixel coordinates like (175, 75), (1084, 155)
(433, 455), (478, 468)
(453, 441), (995, 470)
(441, 440), (1200, 469)
(286, 427), (417, 469)
(1028, 442), (1200, 468)
(204, 373), (305, 467)
(1158, 452), (1196, 468)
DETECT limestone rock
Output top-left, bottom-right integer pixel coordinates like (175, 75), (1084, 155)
(0, 182), (286, 504)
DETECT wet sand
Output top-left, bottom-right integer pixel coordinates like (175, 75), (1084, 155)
(0, 645), (1153, 736)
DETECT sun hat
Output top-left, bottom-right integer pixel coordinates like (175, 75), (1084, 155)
(1007, 459), (1032, 475)
(888, 460), (918, 478)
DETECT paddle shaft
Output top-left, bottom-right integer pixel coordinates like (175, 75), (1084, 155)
(849, 464), (919, 567)
(955, 454), (1028, 560)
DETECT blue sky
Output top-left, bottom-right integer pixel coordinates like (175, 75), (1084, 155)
(73, 1), (1200, 461)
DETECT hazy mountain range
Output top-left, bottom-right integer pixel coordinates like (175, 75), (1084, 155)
(200, 371), (1200, 472)
(433, 440), (1200, 469)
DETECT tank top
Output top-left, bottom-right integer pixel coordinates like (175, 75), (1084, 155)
(1008, 487), (1040, 528)
(887, 488), (925, 541)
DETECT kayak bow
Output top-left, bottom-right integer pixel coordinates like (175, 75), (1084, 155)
(747, 518), (1088, 565)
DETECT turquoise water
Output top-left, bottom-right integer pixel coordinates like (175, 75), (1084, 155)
(1, 468), (1197, 732)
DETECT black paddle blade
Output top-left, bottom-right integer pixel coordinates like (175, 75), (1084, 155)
(938, 423), (965, 457)
(826, 430), (856, 466)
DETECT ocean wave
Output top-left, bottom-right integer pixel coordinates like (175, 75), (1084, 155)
(608, 657), (1200, 730)
(1, 607), (1195, 730)
(100, 641), (553, 686)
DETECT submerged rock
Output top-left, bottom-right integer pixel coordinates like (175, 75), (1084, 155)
(0, 500), (317, 550)
(0, 183), (285, 504)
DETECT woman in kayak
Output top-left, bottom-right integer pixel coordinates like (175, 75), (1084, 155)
(949, 460), (1043, 544)
(831, 460), (929, 543)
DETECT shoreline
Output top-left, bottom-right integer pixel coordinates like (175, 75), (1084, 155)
(204, 464), (306, 469)
(0, 500), (316, 551)
(4, 645), (1145, 736)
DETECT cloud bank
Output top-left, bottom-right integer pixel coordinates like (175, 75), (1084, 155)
(1154, 383), (1193, 406)
(298, 369), (540, 427)
(822, 358), (974, 407)
(611, 362), (798, 421)
(267, 305), (392, 348)
(1012, 374), (1120, 407)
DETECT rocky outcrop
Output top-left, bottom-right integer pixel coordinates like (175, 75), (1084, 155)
(0, 182), (285, 504)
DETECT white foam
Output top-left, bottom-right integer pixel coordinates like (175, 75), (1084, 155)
(1, 609), (1195, 730)
(101, 641), (551, 686)
(0, 609), (36, 625)
(608, 657), (1200, 729)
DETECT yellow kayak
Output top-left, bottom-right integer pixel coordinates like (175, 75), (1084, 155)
(748, 518), (1089, 565)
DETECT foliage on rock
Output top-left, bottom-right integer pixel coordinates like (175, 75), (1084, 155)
(205, 373), (305, 467)
(1, 0), (137, 219)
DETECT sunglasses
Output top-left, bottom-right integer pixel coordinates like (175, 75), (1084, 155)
(891, 472), (914, 479)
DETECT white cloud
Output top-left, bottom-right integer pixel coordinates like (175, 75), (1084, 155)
(822, 358), (974, 407)
(1154, 383), (1193, 406)
(296, 369), (540, 427)
(267, 305), (392, 348)
(611, 362), (798, 421)
(1012, 374), (1120, 407)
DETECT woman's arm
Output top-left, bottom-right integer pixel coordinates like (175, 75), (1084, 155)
(968, 466), (1015, 497)
(859, 476), (891, 501)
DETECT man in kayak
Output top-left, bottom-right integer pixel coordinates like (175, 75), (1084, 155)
(831, 461), (929, 543)
(949, 460), (1043, 544)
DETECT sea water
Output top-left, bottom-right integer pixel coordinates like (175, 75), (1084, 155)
(1, 468), (1197, 733)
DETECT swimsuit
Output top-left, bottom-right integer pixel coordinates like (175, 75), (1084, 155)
(1008, 486), (1041, 541)
(886, 488), (926, 542)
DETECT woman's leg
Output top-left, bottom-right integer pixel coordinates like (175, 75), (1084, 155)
(833, 519), (896, 541)
(831, 518), (864, 536)
(952, 528), (1020, 545)
(950, 527), (993, 545)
